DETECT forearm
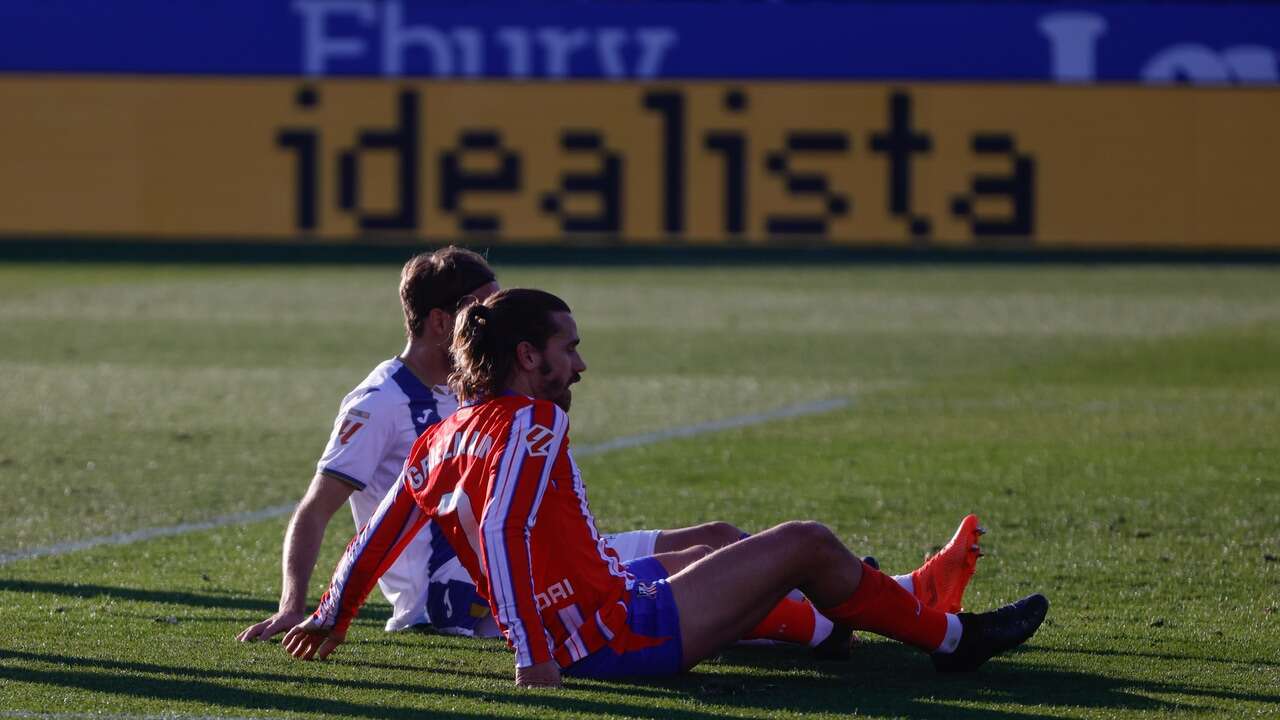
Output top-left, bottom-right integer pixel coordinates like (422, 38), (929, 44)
(278, 505), (333, 613)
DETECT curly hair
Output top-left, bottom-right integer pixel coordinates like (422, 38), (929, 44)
(399, 246), (496, 339)
(449, 289), (571, 403)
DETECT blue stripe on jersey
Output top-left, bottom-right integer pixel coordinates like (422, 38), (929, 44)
(389, 360), (462, 595)
(426, 521), (457, 577)
(389, 362), (441, 435)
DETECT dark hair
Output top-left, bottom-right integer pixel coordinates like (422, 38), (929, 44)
(400, 246), (496, 339)
(450, 289), (571, 402)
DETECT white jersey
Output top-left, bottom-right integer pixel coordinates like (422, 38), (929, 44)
(317, 357), (660, 635)
(317, 357), (475, 632)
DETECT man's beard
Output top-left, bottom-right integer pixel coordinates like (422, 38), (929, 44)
(538, 360), (576, 412)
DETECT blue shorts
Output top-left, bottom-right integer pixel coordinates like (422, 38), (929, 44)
(563, 556), (684, 679)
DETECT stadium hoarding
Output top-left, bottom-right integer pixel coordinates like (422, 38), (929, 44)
(1, 77), (1277, 252)
(0, 1), (1278, 85)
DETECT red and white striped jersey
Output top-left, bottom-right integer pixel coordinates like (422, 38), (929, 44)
(309, 394), (636, 669)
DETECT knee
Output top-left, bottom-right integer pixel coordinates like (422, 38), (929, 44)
(776, 521), (845, 563)
(700, 521), (746, 549)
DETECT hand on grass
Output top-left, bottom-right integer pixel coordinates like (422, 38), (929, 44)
(237, 610), (308, 642)
(515, 660), (562, 688)
(281, 619), (346, 660)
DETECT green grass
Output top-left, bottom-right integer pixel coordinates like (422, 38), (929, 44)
(1, 262), (1278, 719)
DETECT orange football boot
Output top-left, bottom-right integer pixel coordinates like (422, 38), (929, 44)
(910, 514), (985, 613)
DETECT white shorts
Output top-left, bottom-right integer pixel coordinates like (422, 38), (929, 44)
(603, 529), (661, 562)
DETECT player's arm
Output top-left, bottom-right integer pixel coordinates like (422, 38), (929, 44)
(237, 473), (354, 642)
(240, 390), (394, 642)
(238, 472), (357, 641)
(481, 403), (568, 687)
(283, 475), (428, 660)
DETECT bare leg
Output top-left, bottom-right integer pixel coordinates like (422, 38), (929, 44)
(668, 521), (862, 667)
(654, 522), (744, 553)
(649, 546), (713, 575)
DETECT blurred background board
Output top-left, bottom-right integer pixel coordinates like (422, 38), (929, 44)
(1, 0), (1278, 257)
(1, 78), (1276, 251)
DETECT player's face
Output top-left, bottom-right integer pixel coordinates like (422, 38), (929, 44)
(536, 311), (586, 412)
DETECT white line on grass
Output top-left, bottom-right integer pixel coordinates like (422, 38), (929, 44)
(575, 397), (850, 456)
(0, 397), (849, 567)
(0, 714), (265, 720)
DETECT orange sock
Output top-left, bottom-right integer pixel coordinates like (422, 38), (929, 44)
(744, 595), (832, 646)
(818, 561), (949, 652)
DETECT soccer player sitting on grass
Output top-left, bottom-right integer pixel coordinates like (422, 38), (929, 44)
(236, 246), (796, 642)
(283, 289), (1047, 685)
(238, 247), (982, 653)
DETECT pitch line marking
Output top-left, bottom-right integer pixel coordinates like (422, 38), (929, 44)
(0, 714), (264, 720)
(0, 397), (850, 567)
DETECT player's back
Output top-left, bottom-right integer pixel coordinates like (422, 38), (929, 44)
(405, 393), (635, 667)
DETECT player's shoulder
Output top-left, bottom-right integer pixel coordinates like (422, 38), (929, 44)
(471, 395), (566, 427)
(525, 398), (569, 429)
(339, 359), (412, 412)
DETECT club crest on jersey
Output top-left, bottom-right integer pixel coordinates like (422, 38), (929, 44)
(523, 424), (557, 457)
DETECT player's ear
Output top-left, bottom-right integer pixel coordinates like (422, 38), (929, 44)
(427, 307), (453, 337)
(515, 340), (540, 371)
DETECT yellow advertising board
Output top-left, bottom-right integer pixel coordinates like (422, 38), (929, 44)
(0, 76), (1277, 249)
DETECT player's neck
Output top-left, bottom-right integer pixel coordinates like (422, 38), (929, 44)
(399, 337), (449, 388)
(504, 373), (538, 400)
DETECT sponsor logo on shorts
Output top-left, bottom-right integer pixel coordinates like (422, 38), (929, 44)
(637, 582), (659, 599)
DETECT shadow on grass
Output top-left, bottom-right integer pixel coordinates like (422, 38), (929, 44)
(6, 641), (1277, 719)
(0, 577), (391, 624)
(598, 643), (1280, 718)
(0, 648), (723, 720)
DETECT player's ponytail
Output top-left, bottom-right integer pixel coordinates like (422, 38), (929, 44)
(449, 289), (570, 403)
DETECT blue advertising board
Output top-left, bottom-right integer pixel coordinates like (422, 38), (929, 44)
(0, 1), (1277, 84)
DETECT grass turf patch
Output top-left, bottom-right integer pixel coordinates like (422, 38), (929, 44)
(1, 263), (1277, 718)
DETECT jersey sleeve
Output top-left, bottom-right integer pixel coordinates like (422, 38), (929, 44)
(479, 401), (569, 668)
(315, 389), (397, 490)
(308, 473), (428, 635)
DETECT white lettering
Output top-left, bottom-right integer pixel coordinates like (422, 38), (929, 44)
(1038, 12), (1107, 83)
(382, 0), (453, 76)
(1144, 44), (1279, 84)
(452, 27), (485, 77)
(537, 28), (591, 78)
(548, 583), (568, 603)
(405, 464), (425, 489)
(1143, 43), (1234, 83)
(635, 28), (678, 78)
(294, 11), (679, 79)
(1222, 46), (1280, 83)
(534, 578), (576, 611)
(293, 0), (376, 75)
(596, 27), (628, 78)
(497, 27), (532, 77)
(425, 432), (495, 472)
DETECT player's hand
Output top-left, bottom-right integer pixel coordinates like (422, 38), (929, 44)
(515, 660), (562, 688)
(281, 618), (346, 661)
(237, 610), (308, 642)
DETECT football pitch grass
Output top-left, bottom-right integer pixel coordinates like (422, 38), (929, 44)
(0, 262), (1277, 719)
